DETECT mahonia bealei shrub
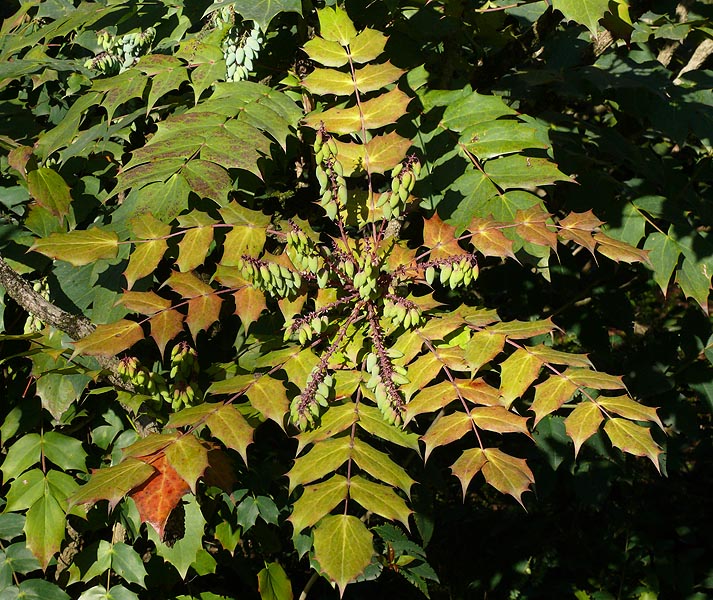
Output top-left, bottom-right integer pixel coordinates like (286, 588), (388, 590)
(3, 2), (667, 597)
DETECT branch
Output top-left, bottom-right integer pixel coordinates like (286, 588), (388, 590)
(0, 251), (157, 435)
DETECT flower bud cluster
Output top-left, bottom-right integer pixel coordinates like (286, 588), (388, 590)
(314, 130), (347, 221)
(238, 257), (302, 298)
(382, 295), (422, 330)
(218, 9), (263, 82)
(424, 255), (479, 290)
(290, 369), (335, 430)
(364, 350), (408, 426)
(85, 28), (155, 74)
(285, 223), (320, 274)
(117, 343), (201, 411)
(24, 278), (49, 333)
(375, 157), (421, 220)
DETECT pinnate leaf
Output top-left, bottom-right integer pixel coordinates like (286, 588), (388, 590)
(317, 5), (357, 45)
(186, 293), (222, 340)
(565, 401), (604, 457)
(304, 88), (410, 135)
(129, 454), (191, 539)
(206, 405), (254, 465)
(30, 228), (118, 266)
(603, 418), (662, 471)
(450, 448), (487, 498)
(352, 439), (415, 495)
(303, 36), (348, 67)
(149, 309), (185, 356)
(71, 320), (143, 359)
(421, 412), (472, 461)
(356, 404), (420, 451)
(464, 331), (506, 373)
(246, 376), (289, 428)
(348, 476), (412, 528)
(480, 448), (534, 507)
(498, 348), (543, 407)
(119, 291), (171, 315)
(530, 375), (579, 425)
(296, 403), (357, 455)
(124, 239), (167, 290)
(69, 459), (155, 510)
(164, 435), (210, 493)
(470, 406), (531, 437)
(349, 28), (388, 63)
(288, 437), (351, 493)
(313, 515), (374, 597)
(289, 474), (347, 534)
(467, 218), (516, 259)
(594, 233), (650, 264)
(176, 226), (214, 273)
(567, 368), (624, 390)
(597, 396), (663, 429)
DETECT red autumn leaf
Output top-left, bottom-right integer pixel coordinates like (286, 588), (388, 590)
(129, 454), (190, 540)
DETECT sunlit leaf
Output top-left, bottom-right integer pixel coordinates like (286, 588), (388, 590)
(313, 515), (374, 597)
(565, 402), (604, 457)
(288, 437), (351, 493)
(317, 5), (357, 46)
(421, 412), (472, 461)
(480, 448), (534, 507)
(530, 375), (579, 425)
(464, 331), (506, 373)
(289, 474), (347, 533)
(450, 448), (486, 498)
(206, 405), (254, 465)
(470, 406), (531, 437)
(303, 88), (410, 135)
(129, 454), (191, 539)
(349, 476), (411, 528)
(603, 418), (662, 472)
(30, 228), (118, 266)
(71, 320), (143, 359)
(246, 376), (289, 428)
(352, 439), (415, 495)
(27, 168), (71, 224)
(164, 435), (209, 493)
(499, 348), (543, 407)
(597, 396), (663, 429)
(149, 309), (185, 356)
(69, 459), (155, 510)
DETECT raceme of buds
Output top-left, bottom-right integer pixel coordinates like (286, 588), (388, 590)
(375, 157), (421, 220)
(222, 19), (263, 82)
(238, 257), (302, 298)
(424, 255), (479, 290)
(290, 369), (335, 430)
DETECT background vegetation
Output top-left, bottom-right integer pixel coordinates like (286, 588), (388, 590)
(1, 0), (712, 598)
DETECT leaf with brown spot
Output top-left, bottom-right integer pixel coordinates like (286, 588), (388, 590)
(129, 454), (190, 539)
